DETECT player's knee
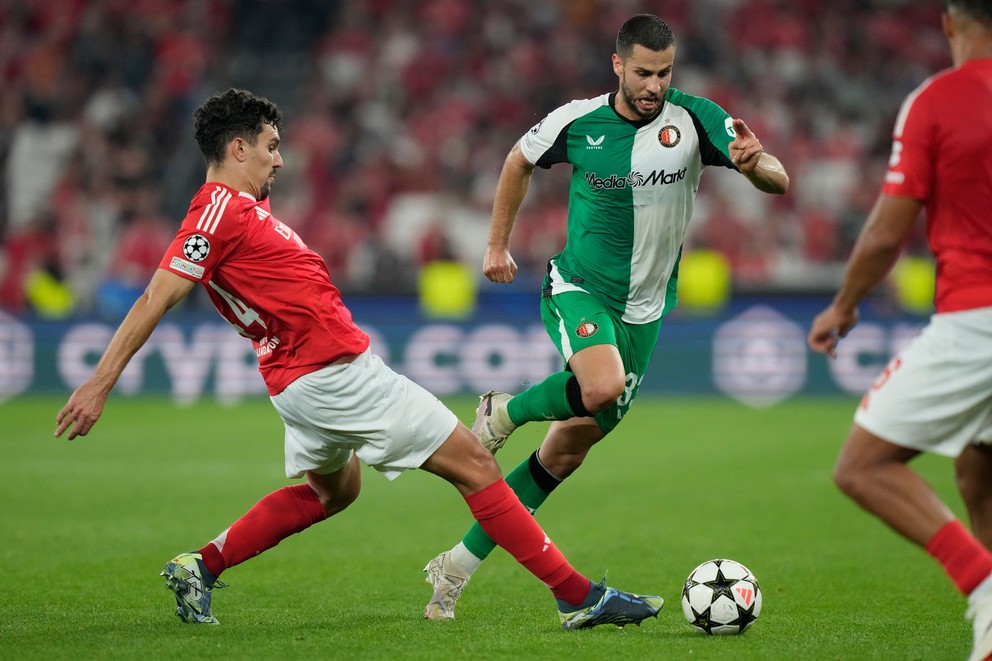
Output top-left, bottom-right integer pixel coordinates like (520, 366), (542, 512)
(456, 451), (504, 495)
(317, 485), (360, 517)
(582, 380), (625, 414)
(465, 440), (502, 480)
(832, 455), (870, 502)
(568, 375), (623, 416)
(311, 472), (362, 517)
(444, 427), (504, 489)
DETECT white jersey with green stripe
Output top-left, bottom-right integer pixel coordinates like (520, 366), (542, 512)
(520, 88), (738, 324)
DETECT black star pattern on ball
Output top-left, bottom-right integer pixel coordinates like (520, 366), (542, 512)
(683, 559), (761, 635)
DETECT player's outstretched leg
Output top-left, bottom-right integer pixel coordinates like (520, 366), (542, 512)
(472, 391), (517, 453)
(557, 579), (664, 630)
(161, 551), (227, 624)
(423, 447), (570, 619)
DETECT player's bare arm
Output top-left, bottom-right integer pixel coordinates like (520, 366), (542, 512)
(729, 118), (789, 194)
(55, 269), (195, 440)
(807, 194), (921, 357)
(484, 142), (536, 284)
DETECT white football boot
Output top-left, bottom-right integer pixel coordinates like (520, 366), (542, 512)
(471, 391), (516, 454)
(424, 551), (472, 620)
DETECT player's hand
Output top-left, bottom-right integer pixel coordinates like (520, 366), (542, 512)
(55, 383), (108, 441)
(482, 246), (518, 284)
(729, 118), (764, 173)
(807, 305), (859, 359)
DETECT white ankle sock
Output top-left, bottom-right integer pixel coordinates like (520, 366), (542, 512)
(493, 401), (516, 435)
(450, 542), (483, 575)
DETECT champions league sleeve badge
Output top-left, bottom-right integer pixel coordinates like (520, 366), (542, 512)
(183, 235), (211, 262)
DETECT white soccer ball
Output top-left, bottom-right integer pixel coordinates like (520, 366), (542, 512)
(681, 558), (762, 635)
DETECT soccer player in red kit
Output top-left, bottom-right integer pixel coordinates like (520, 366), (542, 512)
(808, 2), (992, 659)
(53, 88), (663, 630)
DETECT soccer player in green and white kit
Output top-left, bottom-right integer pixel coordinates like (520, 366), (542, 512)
(424, 13), (789, 620)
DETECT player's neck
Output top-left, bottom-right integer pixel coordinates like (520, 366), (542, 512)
(204, 167), (255, 199)
(954, 46), (992, 66)
(966, 39), (992, 62)
(948, 17), (992, 65)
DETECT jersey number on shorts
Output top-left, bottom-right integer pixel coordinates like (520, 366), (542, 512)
(616, 372), (643, 420)
(860, 356), (902, 411)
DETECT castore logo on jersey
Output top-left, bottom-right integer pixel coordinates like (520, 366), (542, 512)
(586, 135), (605, 149)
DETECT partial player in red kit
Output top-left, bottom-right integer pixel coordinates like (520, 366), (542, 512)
(161, 182), (368, 394)
(53, 88), (663, 630)
(808, 2), (992, 659)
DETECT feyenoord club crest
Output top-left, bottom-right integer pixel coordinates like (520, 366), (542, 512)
(575, 321), (599, 338)
(658, 124), (681, 148)
(183, 235), (210, 262)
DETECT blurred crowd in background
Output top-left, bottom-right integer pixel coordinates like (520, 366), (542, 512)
(0, 0), (945, 318)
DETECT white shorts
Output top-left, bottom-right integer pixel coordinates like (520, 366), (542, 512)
(270, 349), (458, 480)
(854, 306), (992, 457)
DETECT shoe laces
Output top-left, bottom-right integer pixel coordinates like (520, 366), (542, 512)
(438, 564), (468, 592)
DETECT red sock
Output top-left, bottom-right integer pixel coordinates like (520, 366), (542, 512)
(198, 484), (328, 578)
(925, 520), (992, 594)
(465, 479), (591, 606)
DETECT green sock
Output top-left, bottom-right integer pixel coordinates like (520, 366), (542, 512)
(505, 371), (575, 426)
(462, 452), (561, 560)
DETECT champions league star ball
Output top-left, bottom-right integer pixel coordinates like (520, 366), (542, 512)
(182, 234), (210, 262)
(681, 559), (762, 635)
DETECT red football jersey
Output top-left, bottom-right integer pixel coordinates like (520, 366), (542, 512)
(160, 183), (370, 394)
(882, 59), (992, 313)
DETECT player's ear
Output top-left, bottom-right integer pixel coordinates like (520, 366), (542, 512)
(612, 53), (623, 77)
(230, 137), (248, 163)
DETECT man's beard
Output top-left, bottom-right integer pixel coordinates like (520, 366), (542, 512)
(620, 78), (661, 120)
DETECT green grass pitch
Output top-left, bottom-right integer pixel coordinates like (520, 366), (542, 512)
(0, 395), (972, 660)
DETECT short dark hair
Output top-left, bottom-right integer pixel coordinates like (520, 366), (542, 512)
(616, 14), (676, 59)
(193, 89), (283, 166)
(946, 0), (992, 23)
